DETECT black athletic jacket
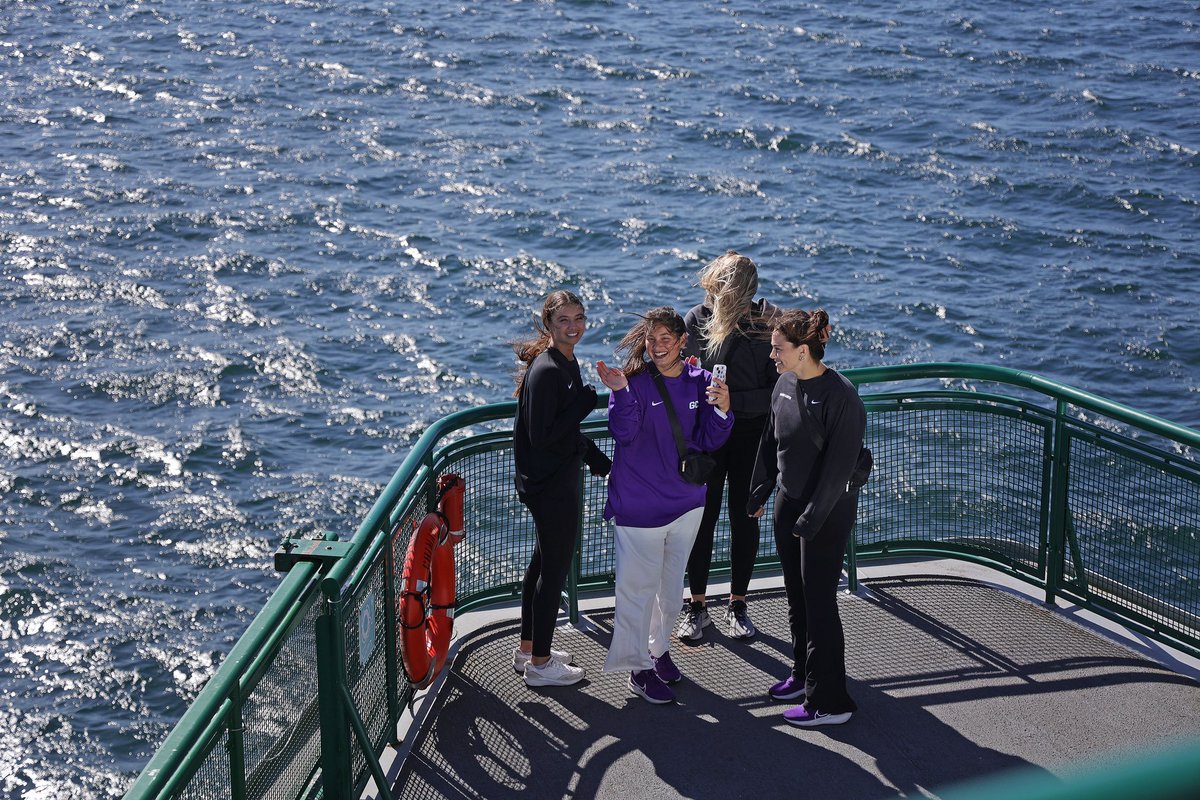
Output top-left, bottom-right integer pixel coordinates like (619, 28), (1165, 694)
(513, 347), (610, 498)
(682, 298), (780, 421)
(747, 368), (866, 539)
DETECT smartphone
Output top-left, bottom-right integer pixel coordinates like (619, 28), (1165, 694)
(711, 364), (727, 383)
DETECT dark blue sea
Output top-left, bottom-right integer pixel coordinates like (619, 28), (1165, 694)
(1, 0), (1197, 795)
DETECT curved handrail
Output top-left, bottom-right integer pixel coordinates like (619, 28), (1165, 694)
(843, 362), (1200, 448)
(321, 400), (523, 595)
(324, 361), (1199, 596)
(124, 362), (1200, 800)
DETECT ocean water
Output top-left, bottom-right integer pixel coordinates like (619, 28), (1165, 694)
(0, 0), (1196, 795)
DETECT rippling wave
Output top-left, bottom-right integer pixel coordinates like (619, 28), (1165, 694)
(1, 0), (1197, 794)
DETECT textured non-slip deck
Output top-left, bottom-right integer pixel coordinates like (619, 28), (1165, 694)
(388, 574), (1200, 800)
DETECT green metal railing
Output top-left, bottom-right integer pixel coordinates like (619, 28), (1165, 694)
(123, 363), (1200, 800)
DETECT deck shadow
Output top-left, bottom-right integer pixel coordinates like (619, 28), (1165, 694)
(391, 576), (1200, 799)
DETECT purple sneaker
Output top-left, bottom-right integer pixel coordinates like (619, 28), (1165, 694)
(768, 675), (806, 701)
(652, 651), (682, 684)
(629, 668), (675, 704)
(783, 704), (852, 727)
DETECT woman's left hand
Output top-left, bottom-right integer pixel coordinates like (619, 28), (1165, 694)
(706, 376), (731, 413)
(596, 360), (629, 391)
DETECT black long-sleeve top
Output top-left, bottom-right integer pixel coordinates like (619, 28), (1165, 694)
(513, 347), (609, 498)
(747, 368), (866, 539)
(682, 298), (779, 421)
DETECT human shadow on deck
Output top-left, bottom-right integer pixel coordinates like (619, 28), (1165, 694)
(396, 578), (1160, 799)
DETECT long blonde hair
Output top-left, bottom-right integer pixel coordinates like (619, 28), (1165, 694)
(697, 250), (758, 361)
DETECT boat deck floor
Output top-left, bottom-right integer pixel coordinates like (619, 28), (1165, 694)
(386, 567), (1200, 799)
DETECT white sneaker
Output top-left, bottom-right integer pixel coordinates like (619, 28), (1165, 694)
(677, 601), (710, 642)
(512, 646), (572, 674)
(524, 658), (585, 687)
(725, 600), (757, 640)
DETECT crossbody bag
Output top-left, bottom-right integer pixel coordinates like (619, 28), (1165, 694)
(649, 366), (716, 485)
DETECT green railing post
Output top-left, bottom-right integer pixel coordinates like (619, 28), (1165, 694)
(383, 535), (401, 745)
(228, 692), (248, 800)
(846, 524), (859, 593)
(1045, 399), (1072, 605)
(566, 470), (584, 625)
(316, 591), (352, 800)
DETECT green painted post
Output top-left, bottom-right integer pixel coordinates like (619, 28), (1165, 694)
(567, 470), (584, 624)
(316, 594), (351, 800)
(227, 694), (247, 800)
(382, 532), (401, 744)
(1045, 399), (1071, 605)
(846, 525), (859, 593)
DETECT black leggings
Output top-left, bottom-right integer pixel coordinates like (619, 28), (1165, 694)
(685, 417), (765, 598)
(773, 488), (859, 714)
(519, 468), (582, 658)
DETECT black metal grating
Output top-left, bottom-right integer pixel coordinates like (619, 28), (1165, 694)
(242, 593), (323, 800)
(177, 730), (230, 800)
(856, 405), (1048, 572)
(343, 561), (391, 792)
(1062, 430), (1200, 638)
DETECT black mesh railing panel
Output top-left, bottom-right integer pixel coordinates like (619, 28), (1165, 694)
(1062, 431), (1200, 638)
(440, 445), (533, 600)
(177, 731), (230, 800)
(856, 405), (1047, 571)
(343, 560), (391, 790)
(578, 436), (615, 581)
(241, 593), (322, 800)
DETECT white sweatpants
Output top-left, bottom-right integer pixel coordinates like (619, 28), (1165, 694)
(604, 506), (705, 673)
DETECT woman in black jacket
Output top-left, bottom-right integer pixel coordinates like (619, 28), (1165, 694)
(748, 308), (865, 727)
(512, 290), (611, 687)
(679, 251), (779, 642)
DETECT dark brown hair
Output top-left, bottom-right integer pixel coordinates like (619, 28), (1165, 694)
(512, 290), (586, 396)
(773, 308), (832, 361)
(614, 306), (687, 376)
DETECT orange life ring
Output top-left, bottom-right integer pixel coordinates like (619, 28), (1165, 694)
(397, 474), (465, 690)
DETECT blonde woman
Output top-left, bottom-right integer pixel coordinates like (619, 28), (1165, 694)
(679, 251), (779, 642)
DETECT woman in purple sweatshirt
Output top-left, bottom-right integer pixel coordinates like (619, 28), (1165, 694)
(595, 307), (733, 704)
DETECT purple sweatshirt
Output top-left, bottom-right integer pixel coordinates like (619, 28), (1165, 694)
(604, 363), (734, 527)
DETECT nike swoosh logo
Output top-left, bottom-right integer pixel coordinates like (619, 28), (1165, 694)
(780, 393), (793, 400)
(651, 400), (664, 407)
(567, 383), (574, 389)
(811, 401), (822, 405)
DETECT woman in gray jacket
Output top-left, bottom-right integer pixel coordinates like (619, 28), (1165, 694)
(748, 308), (865, 727)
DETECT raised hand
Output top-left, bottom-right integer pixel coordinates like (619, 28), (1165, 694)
(595, 360), (629, 391)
